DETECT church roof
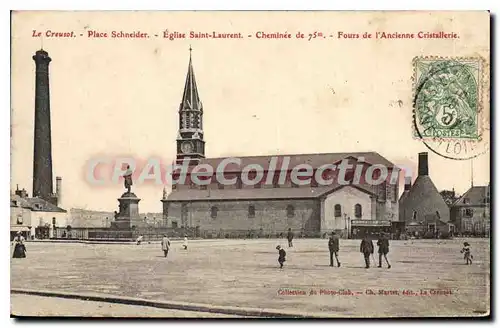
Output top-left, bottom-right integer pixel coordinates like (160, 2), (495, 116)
(165, 183), (376, 202)
(180, 49), (203, 112)
(196, 151), (395, 172)
(452, 185), (490, 207)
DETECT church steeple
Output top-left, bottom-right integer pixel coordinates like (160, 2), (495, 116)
(180, 46), (203, 112)
(176, 47), (205, 163)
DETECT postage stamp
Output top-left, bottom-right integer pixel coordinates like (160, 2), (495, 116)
(412, 56), (489, 160)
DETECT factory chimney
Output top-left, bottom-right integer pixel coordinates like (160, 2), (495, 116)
(32, 49), (55, 204)
(418, 152), (429, 176)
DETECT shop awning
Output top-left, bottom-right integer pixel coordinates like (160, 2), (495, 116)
(351, 220), (391, 227)
(11, 226), (30, 232)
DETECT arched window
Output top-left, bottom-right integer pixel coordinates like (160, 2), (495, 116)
(334, 204), (342, 217)
(248, 205), (255, 218)
(355, 204), (362, 218)
(211, 206), (218, 219)
(287, 205), (295, 218)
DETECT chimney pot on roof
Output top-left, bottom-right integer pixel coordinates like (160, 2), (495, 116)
(418, 152), (429, 176)
(404, 176), (412, 191)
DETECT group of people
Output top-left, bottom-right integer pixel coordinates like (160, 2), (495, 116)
(276, 231), (392, 269)
(329, 232), (391, 269)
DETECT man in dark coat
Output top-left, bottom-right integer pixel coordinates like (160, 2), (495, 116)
(328, 232), (341, 267)
(287, 228), (294, 247)
(360, 235), (374, 268)
(377, 233), (391, 268)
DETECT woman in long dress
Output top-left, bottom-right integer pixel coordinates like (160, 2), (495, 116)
(12, 232), (26, 258)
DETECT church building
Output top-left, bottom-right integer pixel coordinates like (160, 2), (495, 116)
(162, 51), (400, 237)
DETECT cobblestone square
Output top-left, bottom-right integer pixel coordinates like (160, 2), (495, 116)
(11, 238), (490, 317)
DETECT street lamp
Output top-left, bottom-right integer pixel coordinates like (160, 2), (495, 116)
(343, 213), (348, 239)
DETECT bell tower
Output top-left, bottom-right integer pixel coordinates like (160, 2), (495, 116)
(176, 47), (205, 164)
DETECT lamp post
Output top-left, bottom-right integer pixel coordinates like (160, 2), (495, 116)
(343, 213), (348, 239)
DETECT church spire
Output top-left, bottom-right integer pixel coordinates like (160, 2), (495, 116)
(180, 46), (202, 112)
(176, 47), (205, 163)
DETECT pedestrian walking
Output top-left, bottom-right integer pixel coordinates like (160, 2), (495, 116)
(287, 228), (294, 247)
(461, 242), (473, 265)
(377, 232), (391, 269)
(276, 245), (286, 269)
(12, 232), (27, 258)
(161, 234), (171, 258)
(328, 232), (341, 267)
(360, 234), (374, 268)
(182, 234), (188, 250)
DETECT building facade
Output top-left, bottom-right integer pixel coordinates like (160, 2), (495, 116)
(451, 185), (490, 236)
(10, 187), (67, 240)
(162, 51), (400, 237)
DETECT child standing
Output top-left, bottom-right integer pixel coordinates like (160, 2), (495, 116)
(276, 245), (286, 269)
(461, 242), (473, 265)
(182, 234), (188, 250)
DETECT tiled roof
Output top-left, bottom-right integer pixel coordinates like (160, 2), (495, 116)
(195, 152), (395, 172)
(10, 194), (32, 208)
(25, 197), (67, 213)
(453, 186), (490, 207)
(164, 183), (376, 202)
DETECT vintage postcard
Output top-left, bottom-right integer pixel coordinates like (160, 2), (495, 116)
(10, 11), (490, 318)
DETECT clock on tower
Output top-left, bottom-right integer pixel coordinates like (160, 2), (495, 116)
(176, 47), (206, 163)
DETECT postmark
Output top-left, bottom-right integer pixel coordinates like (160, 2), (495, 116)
(412, 56), (490, 160)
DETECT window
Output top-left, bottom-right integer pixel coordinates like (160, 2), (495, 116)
(171, 221), (178, 228)
(412, 211), (417, 220)
(355, 204), (362, 218)
(211, 206), (218, 219)
(248, 205), (255, 218)
(334, 204), (342, 218)
(463, 208), (474, 217)
(286, 205), (295, 218)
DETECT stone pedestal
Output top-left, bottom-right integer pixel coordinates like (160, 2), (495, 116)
(112, 191), (142, 230)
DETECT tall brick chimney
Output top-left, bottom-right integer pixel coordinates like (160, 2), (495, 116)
(32, 49), (55, 204)
(418, 152), (429, 176)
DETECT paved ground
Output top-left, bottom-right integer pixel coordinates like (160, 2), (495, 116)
(10, 294), (240, 317)
(11, 238), (490, 317)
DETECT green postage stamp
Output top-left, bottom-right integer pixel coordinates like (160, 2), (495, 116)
(413, 56), (487, 140)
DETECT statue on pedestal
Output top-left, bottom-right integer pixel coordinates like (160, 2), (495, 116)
(123, 165), (133, 193)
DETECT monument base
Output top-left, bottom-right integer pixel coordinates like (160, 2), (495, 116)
(112, 191), (142, 230)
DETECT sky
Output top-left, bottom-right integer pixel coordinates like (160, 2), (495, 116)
(10, 11), (490, 212)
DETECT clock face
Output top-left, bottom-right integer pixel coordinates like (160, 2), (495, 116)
(181, 141), (193, 154)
